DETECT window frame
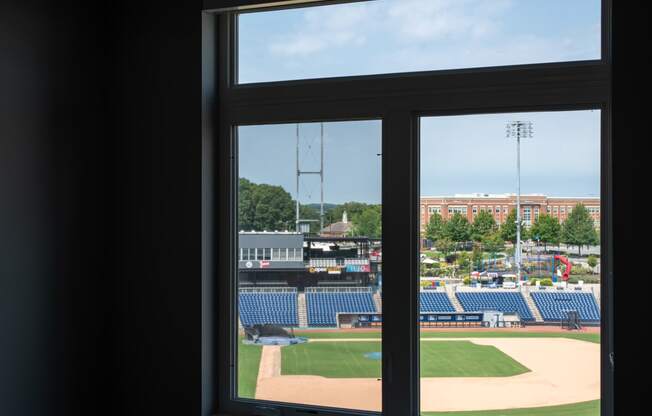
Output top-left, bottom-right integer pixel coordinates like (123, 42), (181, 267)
(201, 1), (613, 416)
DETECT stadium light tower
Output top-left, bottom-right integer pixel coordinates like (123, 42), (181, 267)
(506, 121), (533, 281)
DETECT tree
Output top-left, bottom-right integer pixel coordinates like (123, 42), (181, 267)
(443, 213), (471, 244)
(472, 210), (497, 241)
(500, 209), (528, 244)
(529, 214), (561, 250)
(425, 212), (446, 242)
(457, 251), (471, 276)
(482, 232), (505, 256)
(471, 244), (484, 271)
(325, 202), (373, 226)
(435, 237), (455, 257)
(299, 204), (321, 234)
(350, 206), (382, 238)
(562, 204), (598, 256)
(238, 178), (296, 232)
(587, 255), (598, 270)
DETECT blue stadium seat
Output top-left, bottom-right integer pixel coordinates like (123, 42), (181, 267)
(420, 292), (456, 313)
(238, 291), (298, 326)
(456, 291), (534, 321)
(306, 291), (376, 327)
(531, 291), (600, 322)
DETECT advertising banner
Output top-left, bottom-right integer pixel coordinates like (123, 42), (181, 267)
(345, 264), (371, 273)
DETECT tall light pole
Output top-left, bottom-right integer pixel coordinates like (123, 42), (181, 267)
(506, 121), (533, 281)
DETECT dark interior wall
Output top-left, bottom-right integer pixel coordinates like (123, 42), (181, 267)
(0, 1), (115, 415)
(111, 2), (203, 414)
(0, 1), (644, 415)
(612, 2), (646, 415)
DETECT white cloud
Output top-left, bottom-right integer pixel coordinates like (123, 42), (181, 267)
(386, 0), (511, 41)
(255, 0), (599, 80)
(268, 0), (512, 57)
(269, 2), (375, 56)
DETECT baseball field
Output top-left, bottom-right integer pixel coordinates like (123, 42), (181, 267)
(238, 329), (600, 415)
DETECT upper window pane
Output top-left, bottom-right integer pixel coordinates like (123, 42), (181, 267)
(238, 0), (601, 84)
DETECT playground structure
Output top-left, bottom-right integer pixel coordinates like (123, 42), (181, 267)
(473, 254), (573, 283)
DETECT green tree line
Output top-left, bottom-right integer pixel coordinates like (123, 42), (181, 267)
(238, 178), (381, 238)
(424, 204), (598, 255)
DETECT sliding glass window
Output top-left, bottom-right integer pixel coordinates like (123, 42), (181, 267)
(419, 110), (602, 415)
(205, 1), (612, 416)
(236, 120), (382, 411)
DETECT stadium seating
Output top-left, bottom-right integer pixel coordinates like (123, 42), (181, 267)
(420, 292), (456, 313)
(456, 291), (534, 321)
(531, 291), (600, 322)
(239, 291), (298, 326)
(306, 291), (376, 326)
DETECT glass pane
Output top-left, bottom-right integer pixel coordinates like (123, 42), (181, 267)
(237, 120), (383, 412)
(419, 110), (601, 414)
(238, 0), (601, 83)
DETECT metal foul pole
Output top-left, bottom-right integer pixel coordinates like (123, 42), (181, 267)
(320, 122), (324, 230)
(507, 121), (533, 281)
(296, 124), (300, 232)
(516, 130), (522, 281)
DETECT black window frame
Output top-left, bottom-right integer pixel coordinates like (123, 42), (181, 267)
(201, 1), (613, 415)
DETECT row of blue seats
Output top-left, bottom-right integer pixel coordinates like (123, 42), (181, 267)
(531, 292), (600, 321)
(238, 289), (600, 326)
(306, 292), (376, 326)
(239, 292), (298, 326)
(420, 292), (456, 313)
(456, 291), (535, 321)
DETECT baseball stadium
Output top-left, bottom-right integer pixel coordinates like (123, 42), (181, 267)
(236, 231), (601, 415)
(236, 109), (603, 414)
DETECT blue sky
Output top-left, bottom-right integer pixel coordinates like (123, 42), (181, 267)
(239, 110), (600, 205)
(239, 121), (382, 205)
(237, 1), (602, 204)
(239, 0), (601, 83)
(420, 110), (601, 198)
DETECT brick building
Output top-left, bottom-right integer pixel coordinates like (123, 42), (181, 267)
(420, 193), (600, 233)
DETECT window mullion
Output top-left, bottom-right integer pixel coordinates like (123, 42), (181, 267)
(381, 111), (420, 416)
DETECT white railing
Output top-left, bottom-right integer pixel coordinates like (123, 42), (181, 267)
(308, 258), (370, 267)
(305, 286), (373, 293)
(239, 287), (297, 293)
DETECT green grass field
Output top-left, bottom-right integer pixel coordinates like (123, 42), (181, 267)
(422, 400), (600, 416)
(292, 330), (600, 344)
(237, 340), (262, 398)
(282, 341), (529, 378)
(238, 330), (600, 412)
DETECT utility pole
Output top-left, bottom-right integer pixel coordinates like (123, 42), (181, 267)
(295, 123), (325, 233)
(506, 121), (533, 281)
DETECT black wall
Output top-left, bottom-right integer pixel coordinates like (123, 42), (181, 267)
(612, 2), (646, 415)
(0, 1), (644, 415)
(111, 2), (203, 415)
(1, 1), (203, 415)
(0, 1), (115, 415)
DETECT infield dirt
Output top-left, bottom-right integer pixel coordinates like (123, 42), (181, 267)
(254, 337), (599, 412)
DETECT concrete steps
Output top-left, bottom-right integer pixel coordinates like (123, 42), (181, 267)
(297, 292), (308, 327)
(446, 288), (465, 313)
(523, 290), (544, 323)
(373, 291), (382, 313)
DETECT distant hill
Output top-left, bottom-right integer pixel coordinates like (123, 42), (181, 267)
(305, 203), (339, 212)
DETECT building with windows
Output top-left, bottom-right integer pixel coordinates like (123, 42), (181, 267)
(238, 231), (380, 289)
(320, 211), (353, 238)
(420, 193), (600, 232)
